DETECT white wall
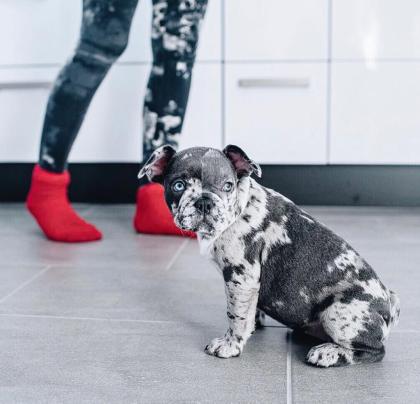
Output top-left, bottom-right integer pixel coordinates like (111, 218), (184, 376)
(1, 0), (420, 165)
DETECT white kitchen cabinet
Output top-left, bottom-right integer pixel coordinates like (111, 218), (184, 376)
(0, 63), (222, 162)
(0, 0), (221, 67)
(225, 0), (328, 61)
(225, 63), (327, 164)
(332, 0), (420, 60)
(330, 63), (420, 164)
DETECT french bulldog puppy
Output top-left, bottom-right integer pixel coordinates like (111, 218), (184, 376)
(139, 145), (400, 367)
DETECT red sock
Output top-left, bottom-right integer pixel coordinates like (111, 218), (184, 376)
(134, 183), (196, 237)
(26, 165), (102, 242)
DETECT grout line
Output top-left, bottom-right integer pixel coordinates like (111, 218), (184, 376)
(165, 239), (189, 271)
(0, 313), (177, 324)
(3, 312), (415, 332)
(0, 265), (52, 304)
(286, 330), (293, 404)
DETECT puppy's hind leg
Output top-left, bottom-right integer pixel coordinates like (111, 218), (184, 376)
(255, 309), (266, 329)
(306, 295), (389, 368)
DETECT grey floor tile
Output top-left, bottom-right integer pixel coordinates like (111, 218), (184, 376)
(0, 233), (187, 271)
(0, 264), (48, 301)
(0, 315), (287, 403)
(0, 261), (227, 326)
(290, 330), (420, 404)
(1, 204), (186, 267)
(305, 206), (420, 246)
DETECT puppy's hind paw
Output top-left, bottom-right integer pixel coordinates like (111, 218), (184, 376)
(205, 337), (242, 359)
(306, 343), (353, 368)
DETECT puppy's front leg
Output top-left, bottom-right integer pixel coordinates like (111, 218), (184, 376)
(205, 269), (260, 359)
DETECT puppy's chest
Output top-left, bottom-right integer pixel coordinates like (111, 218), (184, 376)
(213, 236), (246, 268)
(199, 231), (247, 271)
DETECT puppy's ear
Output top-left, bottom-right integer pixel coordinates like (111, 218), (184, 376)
(223, 144), (262, 178)
(138, 145), (176, 183)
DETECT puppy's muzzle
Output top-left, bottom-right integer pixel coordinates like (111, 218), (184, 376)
(194, 195), (214, 216)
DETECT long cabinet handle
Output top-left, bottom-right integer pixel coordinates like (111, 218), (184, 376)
(238, 78), (310, 89)
(0, 81), (52, 90)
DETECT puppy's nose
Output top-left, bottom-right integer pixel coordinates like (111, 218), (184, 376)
(194, 196), (214, 215)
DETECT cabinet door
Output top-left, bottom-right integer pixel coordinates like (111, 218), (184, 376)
(0, 68), (57, 161)
(72, 63), (222, 162)
(122, 0), (222, 63)
(330, 63), (420, 164)
(180, 64), (222, 151)
(333, 0), (420, 60)
(225, 63), (327, 164)
(0, 0), (81, 66)
(225, 0), (328, 61)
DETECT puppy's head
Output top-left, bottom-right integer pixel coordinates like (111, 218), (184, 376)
(138, 145), (261, 237)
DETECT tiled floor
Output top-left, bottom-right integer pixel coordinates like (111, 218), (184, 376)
(0, 204), (419, 403)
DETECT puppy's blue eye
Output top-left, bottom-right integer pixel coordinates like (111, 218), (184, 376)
(172, 180), (185, 192)
(222, 182), (233, 192)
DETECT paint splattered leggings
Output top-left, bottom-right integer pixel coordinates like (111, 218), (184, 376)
(39, 0), (207, 173)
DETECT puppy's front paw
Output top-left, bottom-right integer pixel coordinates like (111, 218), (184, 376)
(204, 337), (242, 359)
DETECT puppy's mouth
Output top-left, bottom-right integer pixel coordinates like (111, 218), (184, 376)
(175, 212), (216, 235)
(194, 219), (215, 236)
(184, 218), (215, 234)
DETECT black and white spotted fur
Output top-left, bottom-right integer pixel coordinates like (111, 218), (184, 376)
(139, 145), (400, 368)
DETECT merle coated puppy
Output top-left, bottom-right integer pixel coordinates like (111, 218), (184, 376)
(139, 145), (400, 367)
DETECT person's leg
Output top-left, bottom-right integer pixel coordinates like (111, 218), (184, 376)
(27, 0), (138, 242)
(134, 0), (208, 236)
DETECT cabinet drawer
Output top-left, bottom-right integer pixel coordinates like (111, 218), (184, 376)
(0, 0), (221, 66)
(225, 0), (328, 61)
(225, 63), (327, 164)
(330, 63), (420, 164)
(0, 63), (222, 162)
(333, 0), (420, 60)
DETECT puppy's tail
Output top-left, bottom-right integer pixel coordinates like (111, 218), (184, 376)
(388, 289), (400, 327)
